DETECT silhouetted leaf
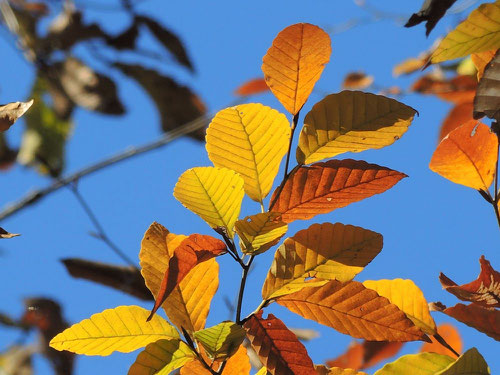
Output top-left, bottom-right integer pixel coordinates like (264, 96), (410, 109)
(405, 0), (457, 36)
(474, 49), (500, 121)
(0, 100), (33, 132)
(105, 22), (139, 50)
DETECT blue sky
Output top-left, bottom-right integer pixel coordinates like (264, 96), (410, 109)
(1, 0), (498, 374)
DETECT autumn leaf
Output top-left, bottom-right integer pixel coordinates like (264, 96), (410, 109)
(420, 324), (462, 358)
(326, 368), (368, 375)
(373, 352), (454, 375)
(262, 222), (383, 300)
(296, 91), (416, 164)
(393, 51), (432, 77)
(411, 75), (477, 104)
(148, 234), (226, 320)
(174, 167), (244, 238)
(342, 72), (374, 90)
(262, 23), (331, 115)
(277, 280), (428, 342)
(362, 279), (436, 335)
(140, 222), (219, 332)
(405, 0), (457, 36)
(49, 306), (178, 356)
(438, 347), (490, 374)
(0, 100), (33, 132)
(234, 78), (270, 96)
(431, 1), (500, 63)
(269, 159), (407, 223)
(206, 103), (290, 202)
(179, 344), (251, 375)
(429, 121), (498, 191)
(439, 104), (474, 142)
(193, 321), (245, 360)
(439, 255), (500, 308)
(431, 302), (500, 341)
(128, 339), (194, 375)
(235, 212), (288, 255)
(0, 227), (20, 239)
(471, 49), (498, 81)
(243, 311), (316, 375)
(474, 49), (500, 121)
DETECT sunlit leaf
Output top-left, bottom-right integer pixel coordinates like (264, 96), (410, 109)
(296, 91), (416, 164)
(327, 368), (368, 375)
(276, 280), (428, 342)
(471, 49), (497, 81)
(234, 78), (270, 96)
(270, 159), (407, 223)
(429, 121), (498, 191)
(206, 103), (290, 202)
(235, 212), (287, 255)
(244, 311), (316, 375)
(439, 255), (500, 308)
(373, 352), (454, 375)
(262, 222), (383, 300)
(420, 324), (462, 358)
(0, 100), (33, 132)
(194, 321), (245, 360)
(139, 222), (218, 332)
(0, 227), (20, 239)
(431, 1), (500, 63)
(49, 306), (178, 356)
(405, 0), (457, 36)
(148, 234), (226, 320)
(431, 302), (500, 341)
(438, 347), (490, 374)
(128, 339), (194, 375)
(262, 23), (331, 115)
(174, 167), (244, 238)
(342, 72), (374, 90)
(393, 51), (432, 77)
(362, 279), (436, 335)
(474, 49), (500, 121)
(439, 104), (474, 142)
(179, 344), (251, 375)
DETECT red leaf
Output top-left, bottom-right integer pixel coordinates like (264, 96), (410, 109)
(244, 311), (316, 375)
(147, 234), (226, 320)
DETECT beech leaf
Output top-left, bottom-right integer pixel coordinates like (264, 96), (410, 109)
(193, 321), (245, 360)
(262, 23), (331, 115)
(474, 49), (500, 121)
(269, 159), (407, 223)
(437, 347), (489, 374)
(0, 100), (33, 132)
(420, 324), (462, 358)
(373, 352), (454, 375)
(179, 344), (251, 375)
(235, 212), (288, 255)
(471, 49), (498, 81)
(439, 104), (474, 142)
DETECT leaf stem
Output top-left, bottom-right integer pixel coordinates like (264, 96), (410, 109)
(182, 328), (218, 375)
(493, 124), (500, 231)
(220, 232), (245, 268)
(433, 333), (460, 358)
(236, 255), (255, 324)
(283, 112), (300, 178)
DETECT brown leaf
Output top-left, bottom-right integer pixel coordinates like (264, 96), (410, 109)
(148, 234), (226, 320)
(244, 311), (316, 375)
(61, 258), (153, 301)
(342, 72), (374, 90)
(405, 0), (457, 36)
(411, 74), (477, 104)
(474, 49), (500, 121)
(0, 227), (20, 239)
(234, 78), (270, 96)
(114, 63), (207, 140)
(439, 255), (500, 308)
(420, 323), (462, 358)
(270, 159), (407, 223)
(0, 100), (33, 132)
(439, 103), (474, 142)
(431, 302), (500, 341)
(277, 280), (429, 342)
(262, 23), (331, 115)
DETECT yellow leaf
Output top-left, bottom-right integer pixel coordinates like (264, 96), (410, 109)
(128, 339), (194, 375)
(429, 121), (498, 191)
(235, 212), (288, 255)
(193, 321), (246, 360)
(206, 104), (291, 202)
(296, 91), (416, 164)
(140, 222), (219, 332)
(431, 1), (500, 63)
(277, 280), (428, 342)
(437, 347), (490, 374)
(174, 167), (244, 238)
(373, 352), (455, 375)
(49, 305), (178, 356)
(362, 279), (436, 335)
(255, 367), (268, 375)
(262, 223), (383, 300)
(179, 345), (251, 375)
(327, 368), (368, 375)
(471, 49), (498, 80)
(262, 23), (331, 115)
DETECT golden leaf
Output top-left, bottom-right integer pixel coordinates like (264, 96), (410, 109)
(471, 49), (498, 81)
(373, 352), (454, 375)
(235, 212), (288, 255)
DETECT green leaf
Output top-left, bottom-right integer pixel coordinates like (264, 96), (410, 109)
(437, 347), (490, 375)
(374, 352), (454, 375)
(193, 321), (246, 360)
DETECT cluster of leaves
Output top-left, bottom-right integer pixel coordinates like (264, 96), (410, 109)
(0, 0), (206, 177)
(40, 18), (498, 375)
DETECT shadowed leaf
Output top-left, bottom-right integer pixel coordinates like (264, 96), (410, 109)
(474, 49), (500, 121)
(373, 352), (454, 375)
(270, 159), (407, 223)
(0, 100), (33, 132)
(194, 321), (245, 360)
(262, 23), (331, 115)
(262, 222), (383, 300)
(235, 212), (288, 255)
(405, 0), (457, 36)
(438, 347), (489, 374)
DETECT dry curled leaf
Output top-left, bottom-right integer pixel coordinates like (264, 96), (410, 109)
(0, 100), (33, 132)
(405, 0), (457, 36)
(0, 227), (20, 239)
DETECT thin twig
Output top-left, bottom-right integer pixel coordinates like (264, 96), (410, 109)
(182, 327), (218, 375)
(236, 255), (255, 324)
(493, 123), (500, 230)
(68, 183), (137, 267)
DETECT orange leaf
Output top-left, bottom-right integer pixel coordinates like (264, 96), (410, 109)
(180, 345), (251, 375)
(411, 75), (477, 104)
(420, 323), (462, 358)
(234, 78), (270, 96)
(342, 72), (374, 90)
(393, 51), (431, 77)
(326, 341), (403, 370)
(262, 23), (331, 115)
(429, 121), (498, 191)
(269, 159), (407, 223)
(439, 103), (474, 142)
(439, 255), (500, 308)
(277, 280), (428, 342)
(243, 311), (316, 375)
(148, 234), (226, 320)
(471, 49), (498, 81)
(432, 302), (500, 341)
